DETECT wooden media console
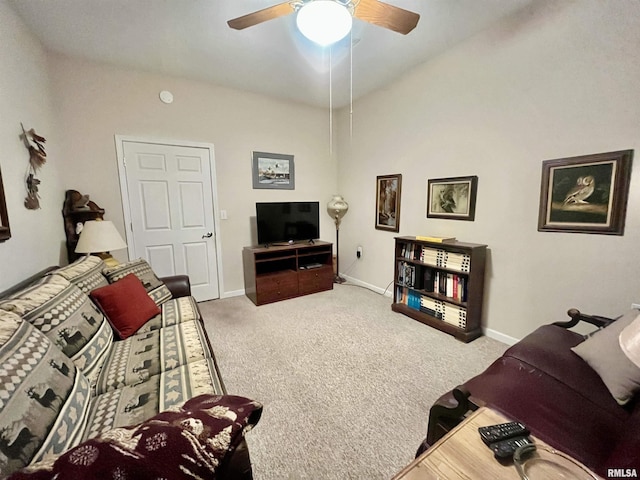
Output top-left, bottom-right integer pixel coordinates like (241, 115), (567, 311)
(242, 241), (333, 305)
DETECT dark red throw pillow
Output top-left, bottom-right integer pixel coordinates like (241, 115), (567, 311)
(90, 273), (161, 339)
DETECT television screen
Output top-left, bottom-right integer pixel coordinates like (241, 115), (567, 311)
(256, 202), (320, 246)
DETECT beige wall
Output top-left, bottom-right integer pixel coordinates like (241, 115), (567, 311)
(3, 0), (639, 342)
(0, 1), (65, 291)
(336, 1), (640, 341)
(47, 55), (338, 295)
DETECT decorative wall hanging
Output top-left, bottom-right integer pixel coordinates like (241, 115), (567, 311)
(538, 150), (633, 235)
(252, 151), (295, 190)
(427, 176), (478, 221)
(20, 123), (47, 210)
(0, 165), (10, 242)
(375, 174), (402, 232)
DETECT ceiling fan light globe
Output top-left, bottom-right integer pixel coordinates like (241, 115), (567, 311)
(296, 1), (352, 46)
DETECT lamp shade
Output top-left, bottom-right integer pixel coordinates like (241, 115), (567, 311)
(296, 0), (352, 46)
(75, 220), (127, 254)
(619, 315), (640, 369)
(327, 195), (349, 228)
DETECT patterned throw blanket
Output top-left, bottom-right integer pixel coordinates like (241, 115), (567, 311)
(9, 395), (262, 480)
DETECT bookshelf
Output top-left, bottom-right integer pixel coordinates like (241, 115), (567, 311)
(392, 236), (487, 342)
(243, 241), (333, 305)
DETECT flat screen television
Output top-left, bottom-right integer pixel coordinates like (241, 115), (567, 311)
(256, 201), (320, 246)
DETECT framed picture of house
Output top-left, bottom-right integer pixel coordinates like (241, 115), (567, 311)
(0, 166), (11, 242)
(252, 151), (295, 190)
(375, 174), (402, 232)
(538, 150), (633, 235)
(427, 176), (478, 221)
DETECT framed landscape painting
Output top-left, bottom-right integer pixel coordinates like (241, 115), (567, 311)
(538, 150), (633, 235)
(252, 151), (295, 190)
(375, 174), (402, 232)
(427, 176), (478, 221)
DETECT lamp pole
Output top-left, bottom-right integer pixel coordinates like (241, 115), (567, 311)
(334, 214), (345, 283)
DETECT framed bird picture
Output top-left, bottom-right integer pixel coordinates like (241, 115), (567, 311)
(538, 150), (633, 235)
(252, 151), (295, 190)
(426, 175), (478, 221)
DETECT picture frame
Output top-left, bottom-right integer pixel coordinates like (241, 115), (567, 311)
(375, 174), (402, 232)
(252, 151), (295, 190)
(427, 175), (478, 221)
(538, 150), (633, 235)
(0, 166), (11, 242)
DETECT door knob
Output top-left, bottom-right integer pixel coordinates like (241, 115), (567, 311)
(202, 232), (213, 239)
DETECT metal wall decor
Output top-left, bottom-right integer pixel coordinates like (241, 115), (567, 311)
(20, 123), (47, 210)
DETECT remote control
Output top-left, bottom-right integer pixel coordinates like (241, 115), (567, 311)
(478, 421), (530, 445)
(490, 435), (534, 459)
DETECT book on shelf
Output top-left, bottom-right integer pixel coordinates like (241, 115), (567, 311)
(420, 247), (471, 273)
(415, 235), (456, 243)
(422, 269), (467, 302)
(407, 290), (421, 311)
(419, 295), (467, 328)
(398, 261), (417, 288)
(423, 269), (435, 292)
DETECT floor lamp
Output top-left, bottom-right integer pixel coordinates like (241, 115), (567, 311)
(327, 195), (349, 284)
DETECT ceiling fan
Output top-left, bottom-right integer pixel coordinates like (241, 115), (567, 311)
(227, 0), (420, 36)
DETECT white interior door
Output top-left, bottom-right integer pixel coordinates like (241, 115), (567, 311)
(120, 140), (220, 301)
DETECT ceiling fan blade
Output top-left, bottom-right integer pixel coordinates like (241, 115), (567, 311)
(354, 0), (420, 35)
(228, 2), (296, 30)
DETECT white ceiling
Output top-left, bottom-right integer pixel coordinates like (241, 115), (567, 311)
(7, 0), (534, 108)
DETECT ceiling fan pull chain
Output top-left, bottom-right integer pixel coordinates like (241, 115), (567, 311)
(329, 46), (333, 155)
(350, 28), (353, 139)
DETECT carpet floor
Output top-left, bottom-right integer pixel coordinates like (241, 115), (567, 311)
(199, 283), (508, 480)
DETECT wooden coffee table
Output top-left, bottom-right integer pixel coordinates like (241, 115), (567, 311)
(393, 407), (601, 479)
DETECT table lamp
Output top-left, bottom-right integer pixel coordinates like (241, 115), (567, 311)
(75, 220), (127, 267)
(620, 316), (640, 368)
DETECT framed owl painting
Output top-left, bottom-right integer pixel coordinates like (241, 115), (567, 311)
(538, 150), (633, 235)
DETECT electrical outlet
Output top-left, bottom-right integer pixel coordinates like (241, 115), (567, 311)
(356, 246), (363, 258)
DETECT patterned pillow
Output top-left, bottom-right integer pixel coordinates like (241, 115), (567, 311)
(9, 394), (263, 480)
(0, 275), (113, 382)
(0, 310), (92, 478)
(48, 255), (108, 294)
(102, 259), (172, 306)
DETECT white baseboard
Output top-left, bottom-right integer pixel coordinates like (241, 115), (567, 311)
(343, 274), (519, 345)
(341, 274), (393, 297)
(219, 279), (520, 346)
(221, 289), (245, 299)
(484, 328), (519, 346)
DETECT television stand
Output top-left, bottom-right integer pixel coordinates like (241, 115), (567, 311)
(242, 240), (333, 305)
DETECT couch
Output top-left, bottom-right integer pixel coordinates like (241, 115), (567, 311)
(0, 256), (261, 479)
(420, 308), (640, 478)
